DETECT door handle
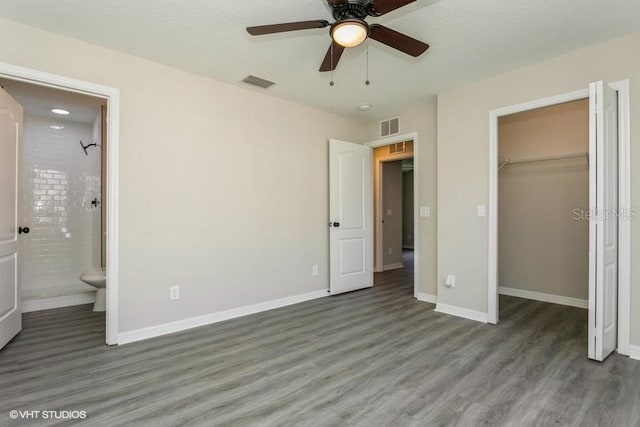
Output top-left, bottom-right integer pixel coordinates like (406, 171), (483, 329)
(333, 222), (340, 227)
(18, 226), (30, 234)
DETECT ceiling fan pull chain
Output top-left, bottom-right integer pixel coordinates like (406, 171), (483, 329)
(365, 39), (370, 86)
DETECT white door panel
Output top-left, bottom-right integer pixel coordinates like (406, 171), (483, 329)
(0, 88), (22, 350)
(588, 81), (618, 361)
(329, 139), (373, 295)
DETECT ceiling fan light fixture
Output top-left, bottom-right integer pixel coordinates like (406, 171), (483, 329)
(331, 19), (368, 48)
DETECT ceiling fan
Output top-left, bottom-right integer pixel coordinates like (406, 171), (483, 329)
(246, 0), (429, 72)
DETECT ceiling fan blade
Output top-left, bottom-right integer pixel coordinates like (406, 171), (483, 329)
(247, 20), (329, 36)
(319, 41), (346, 72)
(369, 0), (416, 15)
(369, 24), (429, 57)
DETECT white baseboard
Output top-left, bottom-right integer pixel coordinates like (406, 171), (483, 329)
(383, 263), (404, 271)
(435, 303), (488, 323)
(629, 345), (640, 361)
(23, 292), (96, 313)
(499, 286), (588, 309)
(118, 289), (328, 345)
(416, 292), (437, 304)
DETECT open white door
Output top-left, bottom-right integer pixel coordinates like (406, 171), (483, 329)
(588, 81), (618, 361)
(0, 88), (23, 350)
(329, 139), (373, 295)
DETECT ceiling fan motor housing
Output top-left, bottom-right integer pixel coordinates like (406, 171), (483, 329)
(331, 0), (381, 21)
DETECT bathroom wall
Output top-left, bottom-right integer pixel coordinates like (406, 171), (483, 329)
(20, 114), (102, 311)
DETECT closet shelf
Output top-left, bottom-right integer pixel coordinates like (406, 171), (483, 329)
(499, 151), (588, 169)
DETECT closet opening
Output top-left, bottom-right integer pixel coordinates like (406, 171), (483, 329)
(497, 99), (590, 343)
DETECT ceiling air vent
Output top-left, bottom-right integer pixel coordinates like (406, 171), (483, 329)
(242, 75), (276, 89)
(380, 117), (400, 138)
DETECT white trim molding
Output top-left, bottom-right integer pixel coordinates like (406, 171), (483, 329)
(118, 290), (328, 345)
(435, 303), (488, 323)
(499, 287), (587, 309)
(0, 61), (121, 345)
(416, 292), (437, 304)
(23, 292), (96, 313)
(383, 263), (404, 271)
(629, 345), (640, 361)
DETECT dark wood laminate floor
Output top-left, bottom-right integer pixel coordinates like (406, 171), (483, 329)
(1, 257), (639, 426)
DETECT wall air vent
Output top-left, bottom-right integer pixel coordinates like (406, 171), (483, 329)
(380, 117), (400, 138)
(242, 75), (276, 89)
(388, 141), (407, 155)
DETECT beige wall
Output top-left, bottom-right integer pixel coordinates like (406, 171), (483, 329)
(403, 170), (414, 249)
(367, 101), (438, 297)
(437, 32), (640, 345)
(382, 161), (403, 267)
(0, 18), (366, 333)
(498, 100), (589, 300)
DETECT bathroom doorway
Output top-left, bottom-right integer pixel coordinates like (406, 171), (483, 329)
(0, 77), (111, 347)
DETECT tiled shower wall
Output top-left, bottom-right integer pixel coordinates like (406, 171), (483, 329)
(20, 114), (101, 299)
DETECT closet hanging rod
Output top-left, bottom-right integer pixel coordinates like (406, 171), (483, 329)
(501, 151), (588, 167)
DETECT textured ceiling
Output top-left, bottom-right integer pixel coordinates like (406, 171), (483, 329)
(0, 78), (104, 124)
(1, 0), (639, 120)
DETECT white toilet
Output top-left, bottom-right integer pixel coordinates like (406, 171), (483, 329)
(80, 268), (106, 312)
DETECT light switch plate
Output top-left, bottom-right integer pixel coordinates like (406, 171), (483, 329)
(477, 205), (486, 217)
(420, 206), (431, 217)
(387, 209), (393, 216)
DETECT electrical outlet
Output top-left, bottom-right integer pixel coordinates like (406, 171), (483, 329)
(420, 206), (431, 217)
(170, 286), (180, 301)
(388, 247), (393, 255)
(387, 209), (393, 216)
(445, 275), (456, 288)
(312, 265), (319, 276)
(477, 205), (486, 217)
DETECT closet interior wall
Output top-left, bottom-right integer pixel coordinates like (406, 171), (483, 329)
(498, 99), (590, 302)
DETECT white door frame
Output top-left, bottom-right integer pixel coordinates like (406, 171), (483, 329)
(0, 62), (120, 345)
(487, 81), (631, 356)
(366, 132), (419, 298)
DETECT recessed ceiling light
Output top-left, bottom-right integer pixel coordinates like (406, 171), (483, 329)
(51, 108), (70, 115)
(49, 125), (64, 130)
(358, 103), (372, 112)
